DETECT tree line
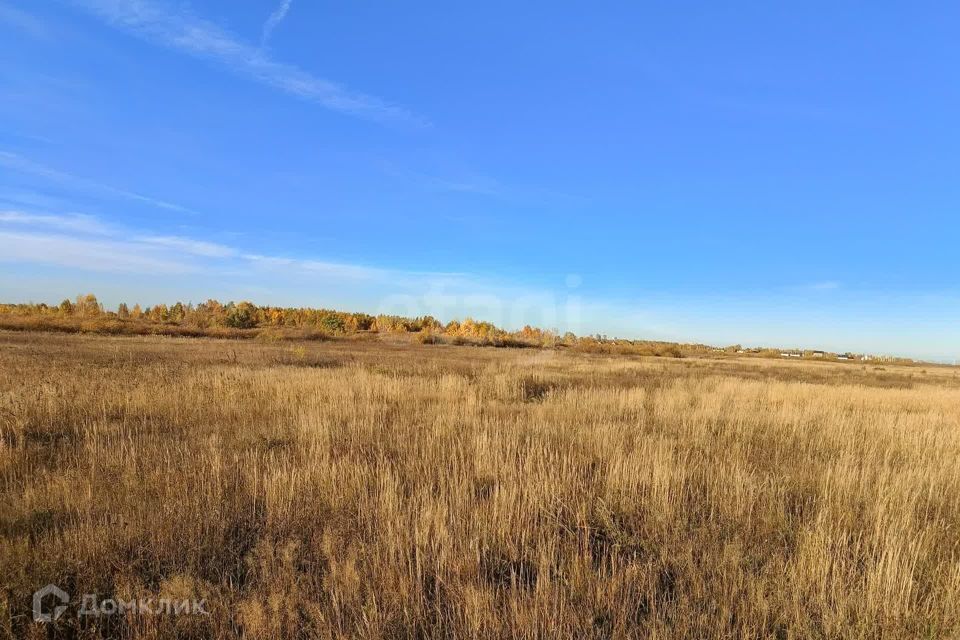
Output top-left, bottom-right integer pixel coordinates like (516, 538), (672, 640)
(0, 293), (724, 356)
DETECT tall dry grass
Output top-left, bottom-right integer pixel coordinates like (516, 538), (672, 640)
(0, 332), (958, 638)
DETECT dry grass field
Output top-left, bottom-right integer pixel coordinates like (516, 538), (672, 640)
(1, 331), (959, 638)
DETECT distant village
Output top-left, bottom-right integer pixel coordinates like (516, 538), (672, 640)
(734, 348), (905, 363)
(696, 343), (922, 364)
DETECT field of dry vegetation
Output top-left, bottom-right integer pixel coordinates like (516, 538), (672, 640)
(1, 330), (959, 638)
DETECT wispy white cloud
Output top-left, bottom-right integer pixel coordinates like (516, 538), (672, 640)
(242, 253), (384, 281)
(379, 162), (503, 198)
(0, 230), (197, 273)
(0, 210), (198, 273)
(418, 173), (501, 196)
(807, 281), (841, 291)
(0, 189), (82, 212)
(242, 253), (411, 284)
(0, 2), (50, 39)
(240, 252), (470, 287)
(72, 0), (424, 126)
(260, 0), (292, 48)
(135, 234), (238, 258)
(0, 210), (115, 235)
(0, 150), (196, 214)
(0, 209), (454, 284)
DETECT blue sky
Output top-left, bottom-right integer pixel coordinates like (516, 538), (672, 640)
(1, 1), (958, 360)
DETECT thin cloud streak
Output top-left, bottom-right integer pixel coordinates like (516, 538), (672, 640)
(0, 2), (51, 39)
(135, 235), (238, 258)
(0, 151), (196, 214)
(808, 281), (841, 291)
(0, 230), (197, 273)
(0, 210), (115, 235)
(0, 190), (78, 211)
(260, 0), (292, 48)
(0, 209), (460, 284)
(72, 0), (424, 126)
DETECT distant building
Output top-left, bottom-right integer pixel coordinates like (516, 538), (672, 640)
(810, 350), (825, 358)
